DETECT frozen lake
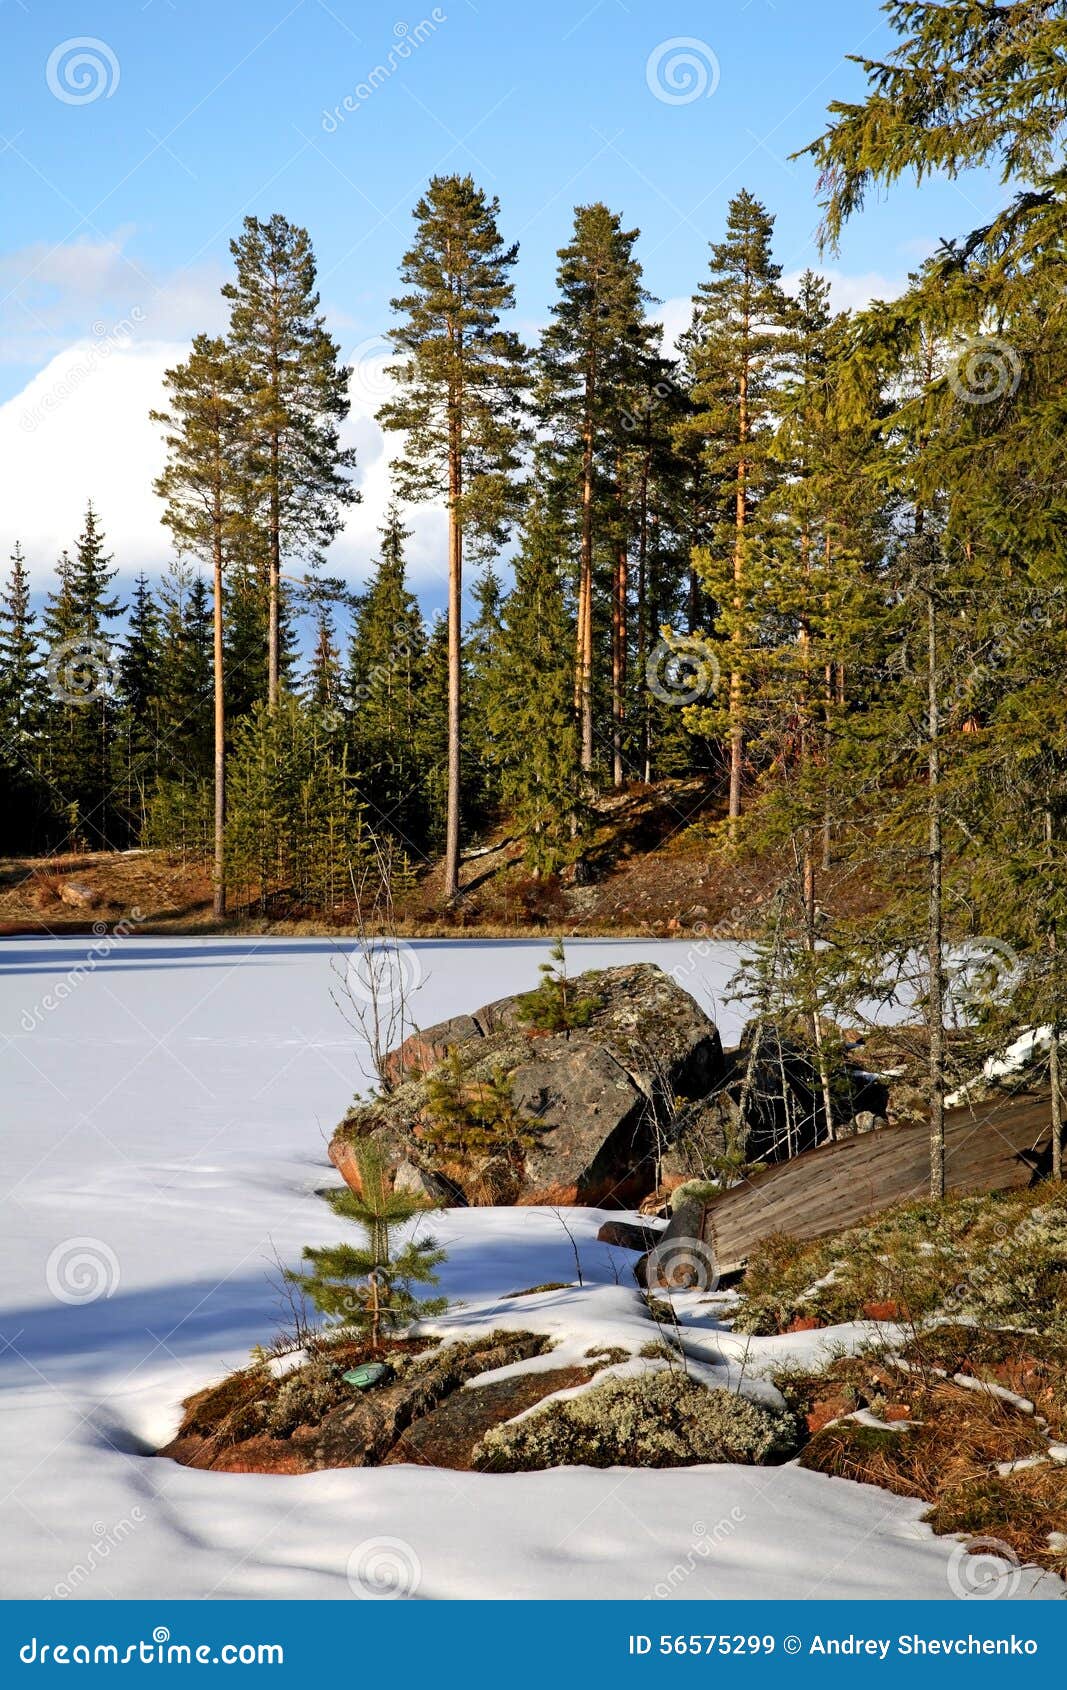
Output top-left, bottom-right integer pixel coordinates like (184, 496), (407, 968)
(0, 936), (1056, 1601)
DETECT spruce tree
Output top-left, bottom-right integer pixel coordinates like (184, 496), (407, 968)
(463, 567), (505, 834)
(0, 543), (48, 747)
(379, 175), (528, 899)
(347, 506), (428, 850)
(0, 544), (51, 850)
(144, 566), (215, 857)
(223, 214), (357, 707)
(413, 611), (450, 859)
(802, 2), (1067, 1187)
(114, 571), (163, 836)
(302, 574), (348, 719)
(40, 506), (122, 847)
(489, 500), (587, 874)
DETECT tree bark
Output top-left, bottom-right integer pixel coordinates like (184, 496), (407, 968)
(728, 354), (748, 833)
(578, 378), (595, 773)
(612, 461), (628, 788)
(212, 529), (226, 922)
(926, 584), (946, 1199)
(445, 452), (462, 902)
(1050, 1030), (1063, 1182)
(1045, 814), (1063, 1181)
(268, 465), (280, 708)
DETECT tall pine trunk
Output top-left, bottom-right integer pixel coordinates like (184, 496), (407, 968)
(926, 582), (946, 1199)
(578, 380), (595, 773)
(728, 354), (748, 832)
(444, 434), (463, 902)
(1045, 814), (1063, 1181)
(612, 458), (628, 788)
(268, 445), (281, 708)
(212, 531), (226, 921)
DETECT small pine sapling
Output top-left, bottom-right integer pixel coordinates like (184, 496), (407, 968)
(517, 940), (602, 1033)
(421, 1051), (541, 1177)
(289, 1140), (446, 1352)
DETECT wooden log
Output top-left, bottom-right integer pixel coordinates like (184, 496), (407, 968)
(697, 1091), (1052, 1276)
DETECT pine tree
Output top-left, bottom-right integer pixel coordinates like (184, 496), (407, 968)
(538, 203), (657, 776)
(379, 175), (528, 899)
(289, 1140), (445, 1351)
(223, 214), (357, 708)
(681, 191), (792, 829)
(153, 335), (245, 917)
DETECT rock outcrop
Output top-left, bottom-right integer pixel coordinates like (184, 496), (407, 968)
(330, 962), (725, 1208)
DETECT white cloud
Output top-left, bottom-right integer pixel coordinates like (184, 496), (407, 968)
(781, 267), (907, 314)
(0, 233), (226, 375)
(656, 271), (908, 361)
(654, 296), (694, 359)
(0, 335), (446, 592)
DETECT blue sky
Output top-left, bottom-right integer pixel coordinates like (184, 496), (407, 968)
(0, 0), (1002, 597)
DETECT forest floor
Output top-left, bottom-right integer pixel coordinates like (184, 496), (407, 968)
(0, 777), (885, 937)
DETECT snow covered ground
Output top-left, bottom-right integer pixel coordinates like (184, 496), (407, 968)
(0, 935), (1060, 1601)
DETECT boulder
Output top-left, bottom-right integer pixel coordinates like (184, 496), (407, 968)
(331, 963), (725, 1209)
(382, 1014), (483, 1088)
(58, 880), (98, 909)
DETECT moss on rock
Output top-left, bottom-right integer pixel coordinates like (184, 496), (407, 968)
(474, 1370), (798, 1472)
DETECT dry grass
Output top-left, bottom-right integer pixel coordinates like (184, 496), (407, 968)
(781, 1341), (1067, 1578)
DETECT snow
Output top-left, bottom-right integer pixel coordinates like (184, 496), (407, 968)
(945, 1025), (1051, 1108)
(0, 935), (1062, 1602)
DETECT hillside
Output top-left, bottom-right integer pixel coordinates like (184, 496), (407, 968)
(0, 777), (882, 937)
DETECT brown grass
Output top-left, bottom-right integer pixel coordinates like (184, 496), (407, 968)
(787, 1345), (1067, 1577)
